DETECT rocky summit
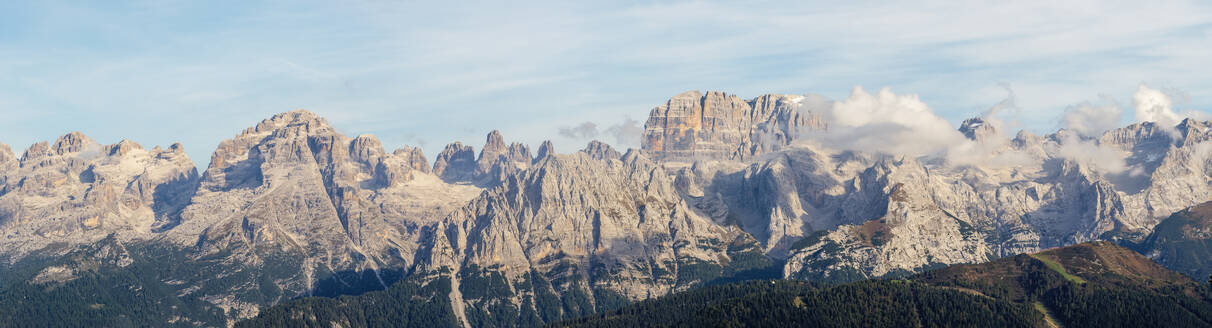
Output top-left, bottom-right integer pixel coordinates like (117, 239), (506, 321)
(2, 90), (1212, 327)
(642, 91), (825, 161)
(0, 132), (197, 260)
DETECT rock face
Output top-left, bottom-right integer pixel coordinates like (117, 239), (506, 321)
(672, 149), (879, 258)
(434, 130), (535, 186)
(754, 138), (1154, 280)
(433, 142), (476, 181)
(662, 108), (1212, 281)
(416, 150), (768, 326)
(959, 117), (998, 141)
(395, 146), (431, 173)
(536, 140), (555, 161)
(172, 110), (419, 258)
(0, 143), (16, 189)
(1108, 119), (1212, 226)
(642, 91), (824, 161)
(1138, 200), (1212, 281)
(157, 110), (478, 319)
(2, 90), (1212, 326)
(0, 111), (510, 324)
(474, 130), (533, 184)
(580, 140), (621, 161)
(0, 132), (197, 260)
(637, 91), (1212, 283)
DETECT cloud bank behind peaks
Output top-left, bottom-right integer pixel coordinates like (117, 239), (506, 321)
(1133, 84), (1185, 127)
(811, 86), (967, 157)
(795, 85), (1162, 176)
(1061, 98), (1123, 138)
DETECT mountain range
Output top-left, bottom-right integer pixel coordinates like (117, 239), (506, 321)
(2, 90), (1212, 327)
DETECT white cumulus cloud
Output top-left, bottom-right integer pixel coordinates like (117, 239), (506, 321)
(1054, 134), (1131, 174)
(811, 86), (967, 157)
(1132, 84), (1184, 128)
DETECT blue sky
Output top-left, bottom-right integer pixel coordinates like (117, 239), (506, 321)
(3, 1), (1212, 169)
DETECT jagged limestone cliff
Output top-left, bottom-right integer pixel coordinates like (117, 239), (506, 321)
(416, 149), (768, 326)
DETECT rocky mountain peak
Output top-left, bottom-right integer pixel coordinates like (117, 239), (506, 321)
(617, 149), (660, 175)
(1012, 130), (1042, 147)
(419, 144), (767, 323)
(507, 142), (531, 161)
(1098, 121), (1169, 150)
(662, 90), (706, 109)
(19, 141), (51, 165)
(642, 90), (749, 161)
(349, 134), (386, 167)
(15, 132), (102, 170)
(748, 93), (799, 119)
(480, 130), (507, 158)
(533, 139), (553, 160)
(432, 142), (476, 181)
(0, 132), (198, 260)
(643, 90), (823, 162)
(204, 110), (339, 178)
(430, 131), (537, 185)
(474, 130), (511, 179)
(105, 139), (143, 157)
(1175, 118), (1212, 146)
(958, 117), (997, 141)
(580, 140), (621, 161)
(52, 131), (95, 156)
(198, 110), (435, 197)
(392, 146), (431, 173)
(246, 109), (328, 135)
(164, 110), (461, 312)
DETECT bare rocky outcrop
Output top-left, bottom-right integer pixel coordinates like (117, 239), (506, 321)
(433, 142), (476, 182)
(435, 130), (537, 186)
(536, 140), (555, 161)
(959, 117), (998, 141)
(638, 90), (1212, 282)
(642, 91), (824, 161)
(1, 90), (1211, 325)
(158, 110), (478, 319)
(777, 154), (1129, 281)
(397, 146), (431, 173)
(474, 130), (533, 184)
(673, 148), (882, 258)
(0, 111), (490, 323)
(581, 140), (621, 161)
(416, 149), (767, 325)
(666, 110), (1212, 281)
(0, 132), (197, 260)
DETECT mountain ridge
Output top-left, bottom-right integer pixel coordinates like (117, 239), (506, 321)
(2, 89), (1212, 326)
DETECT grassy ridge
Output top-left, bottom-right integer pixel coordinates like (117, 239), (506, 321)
(1029, 254), (1086, 284)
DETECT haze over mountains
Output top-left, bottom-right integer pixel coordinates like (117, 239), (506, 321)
(2, 86), (1212, 327)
